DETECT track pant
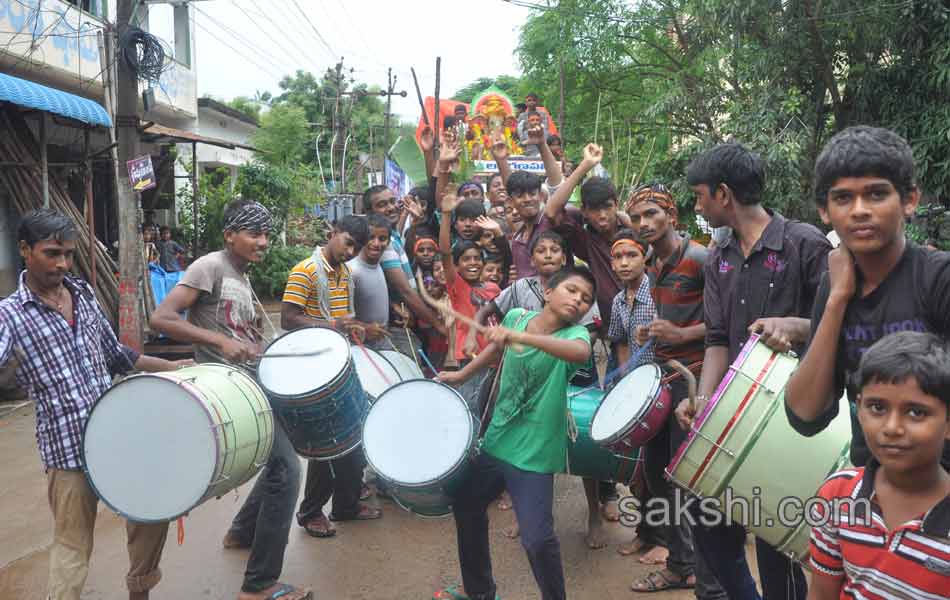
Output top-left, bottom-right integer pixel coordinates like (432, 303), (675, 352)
(296, 448), (364, 521)
(452, 453), (565, 600)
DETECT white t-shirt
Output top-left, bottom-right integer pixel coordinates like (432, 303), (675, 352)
(347, 255), (390, 325)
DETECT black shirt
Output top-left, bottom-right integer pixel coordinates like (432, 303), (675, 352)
(704, 210), (832, 362)
(786, 242), (950, 468)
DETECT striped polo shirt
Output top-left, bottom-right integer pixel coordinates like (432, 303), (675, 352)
(646, 235), (706, 364)
(282, 247), (352, 319)
(810, 461), (950, 599)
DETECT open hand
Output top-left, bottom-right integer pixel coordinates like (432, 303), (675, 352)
(475, 215), (502, 237)
(490, 133), (509, 161)
(441, 191), (459, 213)
(403, 195), (425, 224)
(420, 126), (434, 152)
(438, 137), (461, 166)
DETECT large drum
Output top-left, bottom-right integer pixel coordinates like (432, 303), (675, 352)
(566, 386), (641, 486)
(363, 380), (477, 517)
(380, 349), (424, 381)
(351, 345), (401, 401)
(258, 327), (367, 460)
(83, 364), (273, 523)
(666, 336), (852, 562)
(591, 363), (672, 452)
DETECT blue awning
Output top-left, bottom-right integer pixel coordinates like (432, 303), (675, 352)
(0, 72), (112, 128)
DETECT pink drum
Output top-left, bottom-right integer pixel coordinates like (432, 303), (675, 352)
(590, 363), (671, 454)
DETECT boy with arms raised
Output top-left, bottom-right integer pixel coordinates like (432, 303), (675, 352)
(435, 267), (597, 600)
(151, 200), (311, 600)
(808, 331), (949, 600)
(281, 215), (384, 539)
(786, 125), (950, 469)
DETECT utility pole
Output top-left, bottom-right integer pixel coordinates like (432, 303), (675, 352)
(114, 0), (144, 349)
(383, 68), (393, 156)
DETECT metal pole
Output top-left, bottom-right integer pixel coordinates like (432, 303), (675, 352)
(191, 141), (198, 255)
(40, 112), (49, 207)
(383, 68), (392, 157)
(433, 57), (441, 158)
(84, 128), (97, 289)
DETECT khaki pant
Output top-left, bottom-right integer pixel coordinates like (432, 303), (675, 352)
(46, 469), (169, 600)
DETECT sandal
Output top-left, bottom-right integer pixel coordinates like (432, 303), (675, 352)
(300, 514), (336, 538)
(630, 569), (695, 592)
(239, 582), (313, 600)
(329, 503), (382, 522)
(360, 484), (373, 501)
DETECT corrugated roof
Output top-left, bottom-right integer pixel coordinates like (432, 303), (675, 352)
(140, 123), (258, 151)
(0, 72), (112, 128)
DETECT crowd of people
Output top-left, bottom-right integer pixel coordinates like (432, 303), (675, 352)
(0, 123), (947, 600)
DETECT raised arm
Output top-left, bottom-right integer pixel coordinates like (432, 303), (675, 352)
(490, 133), (513, 186)
(434, 132), (460, 207)
(420, 126), (436, 181)
(545, 143), (603, 222)
(531, 125), (563, 188)
(440, 191), (459, 283)
(492, 326), (591, 365)
(383, 267), (446, 336)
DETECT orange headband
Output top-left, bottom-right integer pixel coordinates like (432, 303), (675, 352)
(611, 239), (644, 256)
(414, 238), (439, 254)
(626, 189), (678, 224)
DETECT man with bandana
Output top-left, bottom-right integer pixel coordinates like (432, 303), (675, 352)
(151, 199), (312, 600)
(624, 184), (725, 598)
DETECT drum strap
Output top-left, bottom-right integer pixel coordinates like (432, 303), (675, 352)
(312, 247), (356, 320)
(478, 310), (531, 438)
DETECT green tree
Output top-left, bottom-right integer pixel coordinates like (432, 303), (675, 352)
(452, 75), (524, 104)
(226, 96), (262, 122)
(252, 104), (311, 166)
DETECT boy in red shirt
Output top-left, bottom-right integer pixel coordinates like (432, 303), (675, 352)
(809, 330), (949, 599)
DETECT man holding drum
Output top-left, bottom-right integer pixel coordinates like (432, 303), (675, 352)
(624, 185), (725, 597)
(150, 200), (312, 600)
(436, 266), (596, 600)
(675, 144), (832, 600)
(280, 215), (384, 538)
(0, 209), (185, 600)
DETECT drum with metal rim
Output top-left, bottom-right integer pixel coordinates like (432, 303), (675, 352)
(83, 364), (273, 523)
(380, 349), (424, 381)
(591, 363), (671, 453)
(258, 327), (368, 460)
(351, 345), (401, 401)
(363, 379), (477, 517)
(566, 385), (641, 486)
(666, 335), (852, 562)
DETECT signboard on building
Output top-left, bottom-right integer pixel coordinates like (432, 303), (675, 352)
(384, 158), (413, 199)
(126, 155), (156, 192)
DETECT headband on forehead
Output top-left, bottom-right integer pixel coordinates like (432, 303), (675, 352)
(626, 187), (677, 222)
(458, 182), (482, 195)
(224, 201), (271, 233)
(611, 238), (644, 256)
(414, 238), (439, 255)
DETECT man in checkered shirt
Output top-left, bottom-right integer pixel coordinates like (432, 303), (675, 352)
(0, 209), (184, 600)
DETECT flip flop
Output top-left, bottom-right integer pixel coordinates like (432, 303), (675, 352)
(259, 583), (313, 600)
(300, 515), (336, 538)
(432, 585), (501, 600)
(329, 504), (382, 522)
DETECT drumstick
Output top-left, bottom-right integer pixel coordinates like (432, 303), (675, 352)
(664, 359), (698, 413)
(415, 271), (524, 352)
(259, 348), (332, 359)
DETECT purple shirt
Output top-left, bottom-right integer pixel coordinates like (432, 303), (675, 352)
(510, 212), (557, 280)
(0, 272), (137, 470)
(555, 206), (622, 332)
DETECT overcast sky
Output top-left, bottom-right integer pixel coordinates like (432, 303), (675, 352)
(187, 0), (534, 122)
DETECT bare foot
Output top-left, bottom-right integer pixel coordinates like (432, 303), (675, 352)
(639, 544), (670, 565)
(237, 582), (312, 600)
(618, 537), (647, 556)
(601, 499), (621, 522)
(497, 491), (512, 511)
(586, 514), (607, 549)
(504, 522), (520, 539)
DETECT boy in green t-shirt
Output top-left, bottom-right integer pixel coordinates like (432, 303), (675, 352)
(435, 267), (595, 600)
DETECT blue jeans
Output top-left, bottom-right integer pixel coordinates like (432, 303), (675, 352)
(226, 424), (302, 593)
(691, 520), (761, 600)
(452, 453), (565, 600)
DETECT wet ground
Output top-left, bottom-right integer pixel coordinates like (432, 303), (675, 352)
(0, 401), (710, 600)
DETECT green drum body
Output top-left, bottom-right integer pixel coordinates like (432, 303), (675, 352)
(363, 380), (477, 517)
(666, 336), (852, 562)
(567, 386), (641, 486)
(83, 364), (274, 523)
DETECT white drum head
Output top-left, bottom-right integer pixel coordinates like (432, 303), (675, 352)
(351, 347), (401, 398)
(363, 380), (471, 485)
(258, 327), (350, 397)
(380, 350), (423, 380)
(591, 363), (662, 442)
(84, 376), (216, 521)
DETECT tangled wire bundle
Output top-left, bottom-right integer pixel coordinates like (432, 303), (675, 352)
(119, 26), (173, 82)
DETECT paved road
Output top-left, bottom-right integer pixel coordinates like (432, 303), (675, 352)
(0, 401), (711, 600)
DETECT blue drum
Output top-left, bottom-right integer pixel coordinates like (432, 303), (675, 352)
(362, 380), (477, 517)
(257, 327), (368, 460)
